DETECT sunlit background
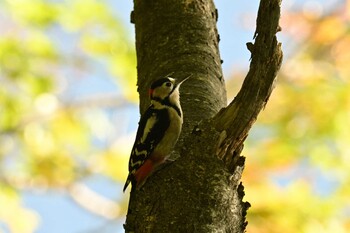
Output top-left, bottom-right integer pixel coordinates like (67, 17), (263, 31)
(0, 0), (349, 232)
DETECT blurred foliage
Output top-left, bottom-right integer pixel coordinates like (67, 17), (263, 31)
(0, 185), (39, 233)
(234, 1), (350, 233)
(1, 0), (349, 233)
(0, 0), (136, 232)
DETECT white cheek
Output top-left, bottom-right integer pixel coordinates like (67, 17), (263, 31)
(153, 87), (171, 99)
(169, 87), (180, 103)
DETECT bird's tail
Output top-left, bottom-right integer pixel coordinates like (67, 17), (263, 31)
(123, 175), (132, 192)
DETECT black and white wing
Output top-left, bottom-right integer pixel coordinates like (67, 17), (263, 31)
(123, 106), (170, 191)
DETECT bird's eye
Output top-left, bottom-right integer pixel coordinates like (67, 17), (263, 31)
(165, 82), (172, 87)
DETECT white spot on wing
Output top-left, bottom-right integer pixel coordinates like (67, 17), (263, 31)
(134, 148), (148, 156)
(130, 158), (144, 168)
(141, 114), (157, 143)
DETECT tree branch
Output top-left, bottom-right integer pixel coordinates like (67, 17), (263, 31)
(213, 0), (283, 171)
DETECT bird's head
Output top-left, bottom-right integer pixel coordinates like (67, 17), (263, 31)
(149, 76), (190, 103)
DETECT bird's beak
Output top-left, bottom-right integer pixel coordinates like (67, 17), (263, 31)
(177, 74), (192, 87)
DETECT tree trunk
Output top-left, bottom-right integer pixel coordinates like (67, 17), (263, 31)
(124, 0), (282, 232)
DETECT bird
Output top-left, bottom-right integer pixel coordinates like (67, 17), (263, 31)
(123, 75), (190, 192)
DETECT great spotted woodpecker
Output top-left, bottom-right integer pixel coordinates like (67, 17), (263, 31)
(123, 76), (189, 192)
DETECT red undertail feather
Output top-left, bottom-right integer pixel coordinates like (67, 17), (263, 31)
(123, 155), (166, 192)
(134, 159), (155, 189)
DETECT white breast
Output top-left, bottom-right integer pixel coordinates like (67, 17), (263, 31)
(153, 106), (183, 159)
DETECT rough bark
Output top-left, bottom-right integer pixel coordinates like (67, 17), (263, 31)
(124, 0), (282, 232)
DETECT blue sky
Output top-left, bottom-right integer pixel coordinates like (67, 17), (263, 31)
(5, 0), (311, 232)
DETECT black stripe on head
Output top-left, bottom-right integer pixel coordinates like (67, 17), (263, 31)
(150, 78), (171, 89)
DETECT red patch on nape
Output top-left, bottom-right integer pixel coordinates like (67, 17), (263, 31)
(134, 160), (154, 188)
(148, 89), (154, 97)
